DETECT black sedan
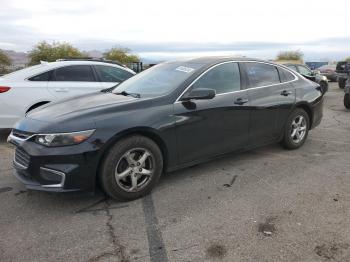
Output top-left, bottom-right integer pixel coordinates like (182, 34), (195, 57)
(7, 57), (324, 200)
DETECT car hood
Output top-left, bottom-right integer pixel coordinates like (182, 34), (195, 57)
(15, 92), (137, 133)
(30, 92), (135, 119)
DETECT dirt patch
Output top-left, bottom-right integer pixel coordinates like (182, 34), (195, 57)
(206, 244), (227, 259)
(258, 216), (277, 236)
(314, 242), (349, 260)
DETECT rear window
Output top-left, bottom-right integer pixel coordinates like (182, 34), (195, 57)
(336, 62), (349, 71)
(28, 71), (51, 81)
(245, 62), (280, 87)
(52, 65), (95, 82)
(278, 67), (296, 82)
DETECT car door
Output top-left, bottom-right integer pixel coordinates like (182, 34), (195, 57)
(243, 62), (295, 146)
(94, 65), (135, 89)
(174, 62), (250, 164)
(47, 65), (102, 99)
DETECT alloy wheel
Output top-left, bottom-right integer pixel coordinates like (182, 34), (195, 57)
(290, 115), (307, 144)
(114, 148), (155, 192)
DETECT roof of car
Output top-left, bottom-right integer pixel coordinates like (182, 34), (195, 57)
(1, 60), (135, 80)
(181, 56), (266, 64)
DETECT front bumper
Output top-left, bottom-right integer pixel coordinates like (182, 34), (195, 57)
(8, 132), (101, 193)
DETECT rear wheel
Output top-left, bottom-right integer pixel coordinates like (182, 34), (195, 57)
(281, 109), (309, 150)
(99, 135), (163, 201)
(339, 78), (346, 89)
(344, 94), (350, 109)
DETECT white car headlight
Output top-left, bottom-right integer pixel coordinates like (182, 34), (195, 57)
(35, 130), (95, 147)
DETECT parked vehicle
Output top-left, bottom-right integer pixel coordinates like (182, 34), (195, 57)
(305, 62), (328, 70)
(318, 64), (337, 82)
(283, 63), (328, 94)
(0, 59), (135, 128)
(344, 80), (350, 109)
(7, 57), (324, 200)
(335, 61), (350, 89)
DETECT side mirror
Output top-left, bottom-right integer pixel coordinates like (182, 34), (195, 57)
(181, 88), (216, 101)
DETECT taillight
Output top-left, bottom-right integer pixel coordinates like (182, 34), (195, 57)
(0, 86), (11, 93)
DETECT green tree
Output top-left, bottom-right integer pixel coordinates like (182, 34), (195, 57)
(103, 47), (140, 64)
(276, 50), (304, 61)
(345, 57), (350, 62)
(0, 49), (12, 74)
(28, 41), (84, 65)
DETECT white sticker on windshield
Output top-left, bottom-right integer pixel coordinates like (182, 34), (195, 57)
(175, 66), (195, 73)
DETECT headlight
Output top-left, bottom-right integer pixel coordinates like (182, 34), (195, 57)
(321, 76), (327, 81)
(35, 130), (95, 147)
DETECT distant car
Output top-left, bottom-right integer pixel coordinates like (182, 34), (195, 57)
(335, 61), (350, 89)
(0, 59), (135, 128)
(7, 57), (324, 200)
(284, 63), (328, 94)
(318, 64), (337, 82)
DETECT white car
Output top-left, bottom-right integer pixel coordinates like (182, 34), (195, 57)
(0, 59), (135, 128)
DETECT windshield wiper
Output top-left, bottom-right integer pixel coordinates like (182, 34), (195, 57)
(100, 86), (115, 93)
(115, 91), (141, 98)
(100, 83), (120, 93)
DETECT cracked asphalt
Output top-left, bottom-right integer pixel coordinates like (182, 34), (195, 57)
(0, 82), (349, 262)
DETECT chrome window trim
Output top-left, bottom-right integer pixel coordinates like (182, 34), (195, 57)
(174, 60), (298, 103)
(40, 167), (66, 188)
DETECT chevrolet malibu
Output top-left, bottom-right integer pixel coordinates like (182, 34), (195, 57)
(7, 57), (324, 200)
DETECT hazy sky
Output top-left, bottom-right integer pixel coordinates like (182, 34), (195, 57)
(1, 0), (349, 61)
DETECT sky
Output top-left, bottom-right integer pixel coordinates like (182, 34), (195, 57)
(0, 0), (349, 61)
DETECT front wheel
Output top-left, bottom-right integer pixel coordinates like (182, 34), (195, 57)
(281, 109), (310, 150)
(99, 135), (163, 201)
(344, 94), (350, 109)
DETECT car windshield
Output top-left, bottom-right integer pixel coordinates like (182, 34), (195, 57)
(113, 61), (202, 98)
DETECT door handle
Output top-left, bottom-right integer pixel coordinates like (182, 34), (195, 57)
(281, 90), (292, 96)
(54, 88), (69, 92)
(234, 97), (249, 105)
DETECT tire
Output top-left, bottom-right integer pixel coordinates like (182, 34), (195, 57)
(99, 135), (163, 201)
(339, 78), (346, 89)
(281, 108), (310, 150)
(344, 94), (350, 109)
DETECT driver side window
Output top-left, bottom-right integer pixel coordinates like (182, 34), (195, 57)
(191, 62), (241, 94)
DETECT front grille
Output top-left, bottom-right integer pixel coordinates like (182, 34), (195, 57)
(15, 148), (30, 168)
(12, 129), (34, 140)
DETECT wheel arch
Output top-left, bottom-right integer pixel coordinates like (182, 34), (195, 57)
(295, 102), (313, 129)
(96, 127), (169, 183)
